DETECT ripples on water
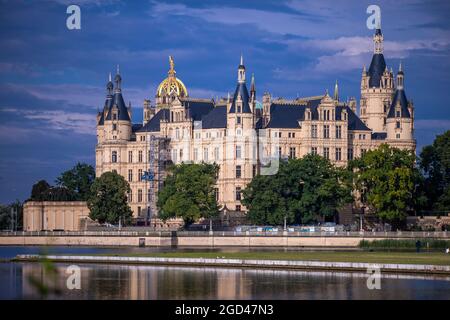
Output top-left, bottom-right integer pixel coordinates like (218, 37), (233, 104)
(1, 246), (450, 300)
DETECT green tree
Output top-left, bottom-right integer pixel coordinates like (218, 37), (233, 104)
(0, 201), (23, 230)
(56, 163), (95, 200)
(30, 180), (51, 201)
(87, 171), (132, 224)
(157, 163), (220, 225)
(419, 130), (450, 211)
(350, 144), (422, 225)
(242, 154), (352, 225)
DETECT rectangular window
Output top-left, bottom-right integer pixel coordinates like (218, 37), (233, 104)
(236, 205), (241, 212)
(278, 147), (282, 158)
(203, 148), (208, 162)
(361, 148), (367, 156)
(336, 125), (342, 139)
(335, 148), (342, 161)
(194, 148), (198, 161)
(323, 147), (330, 159)
(237, 116), (241, 124)
(147, 189), (151, 202)
(236, 165), (242, 178)
(137, 206), (141, 216)
(214, 188), (219, 201)
(128, 169), (133, 182)
(138, 169), (143, 182)
(172, 149), (177, 163)
(323, 125), (330, 139)
(396, 133), (400, 139)
(235, 187), (241, 201)
(138, 189), (143, 203)
(128, 151), (133, 163)
(396, 121), (401, 128)
(311, 125), (317, 138)
(348, 148), (353, 160)
(214, 147), (219, 161)
(311, 147), (317, 155)
(252, 164), (257, 177)
(292, 132), (295, 138)
(112, 151), (117, 163)
(289, 147), (296, 159)
(236, 146), (241, 159)
(138, 150), (143, 162)
(179, 149), (183, 161)
(112, 123), (117, 131)
(128, 191), (132, 203)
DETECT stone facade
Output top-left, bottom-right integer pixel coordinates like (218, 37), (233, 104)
(23, 201), (90, 231)
(95, 26), (416, 221)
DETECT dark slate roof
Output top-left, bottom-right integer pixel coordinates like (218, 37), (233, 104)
(200, 106), (227, 129)
(266, 104), (308, 128)
(387, 89), (411, 118)
(368, 53), (386, 88)
(229, 82), (251, 113)
(98, 95), (113, 125)
(266, 102), (371, 131)
(132, 123), (143, 132)
(137, 109), (169, 132)
(181, 100), (214, 121)
(105, 91), (131, 121)
(98, 111), (104, 125)
(341, 106), (371, 131)
(372, 132), (387, 140)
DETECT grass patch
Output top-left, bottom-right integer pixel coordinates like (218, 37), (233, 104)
(359, 239), (450, 250)
(92, 251), (450, 266)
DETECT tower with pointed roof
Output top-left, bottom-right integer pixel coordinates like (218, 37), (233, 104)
(227, 55), (255, 130)
(360, 25), (395, 133)
(386, 63), (414, 142)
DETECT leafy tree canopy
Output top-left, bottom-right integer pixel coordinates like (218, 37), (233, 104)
(87, 171), (132, 224)
(30, 180), (51, 201)
(56, 163), (95, 200)
(242, 154), (352, 225)
(419, 130), (450, 211)
(350, 144), (422, 222)
(157, 163), (220, 225)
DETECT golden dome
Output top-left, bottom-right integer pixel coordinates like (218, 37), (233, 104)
(156, 56), (188, 98)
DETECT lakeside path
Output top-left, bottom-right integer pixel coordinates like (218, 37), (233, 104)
(13, 251), (450, 275)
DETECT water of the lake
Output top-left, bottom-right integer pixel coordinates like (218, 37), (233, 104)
(1, 246), (450, 300)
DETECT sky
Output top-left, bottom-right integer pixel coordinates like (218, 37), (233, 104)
(0, 0), (449, 203)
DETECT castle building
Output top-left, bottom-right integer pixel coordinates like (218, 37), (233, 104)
(95, 26), (415, 223)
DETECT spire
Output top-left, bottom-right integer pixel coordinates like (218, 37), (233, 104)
(250, 73), (255, 93)
(238, 54), (246, 83)
(106, 72), (113, 95)
(114, 64), (122, 92)
(362, 65), (367, 74)
(333, 80), (339, 101)
(373, 23), (384, 54)
(397, 62), (404, 89)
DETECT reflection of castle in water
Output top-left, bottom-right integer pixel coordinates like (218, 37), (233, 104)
(19, 263), (450, 299)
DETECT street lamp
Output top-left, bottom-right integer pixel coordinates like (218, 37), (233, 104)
(360, 206), (365, 232)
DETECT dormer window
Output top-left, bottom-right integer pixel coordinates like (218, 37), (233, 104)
(396, 121), (401, 129)
(396, 110), (401, 117)
(113, 124), (117, 131)
(237, 116), (241, 124)
(237, 105), (241, 113)
(113, 113), (117, 120)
